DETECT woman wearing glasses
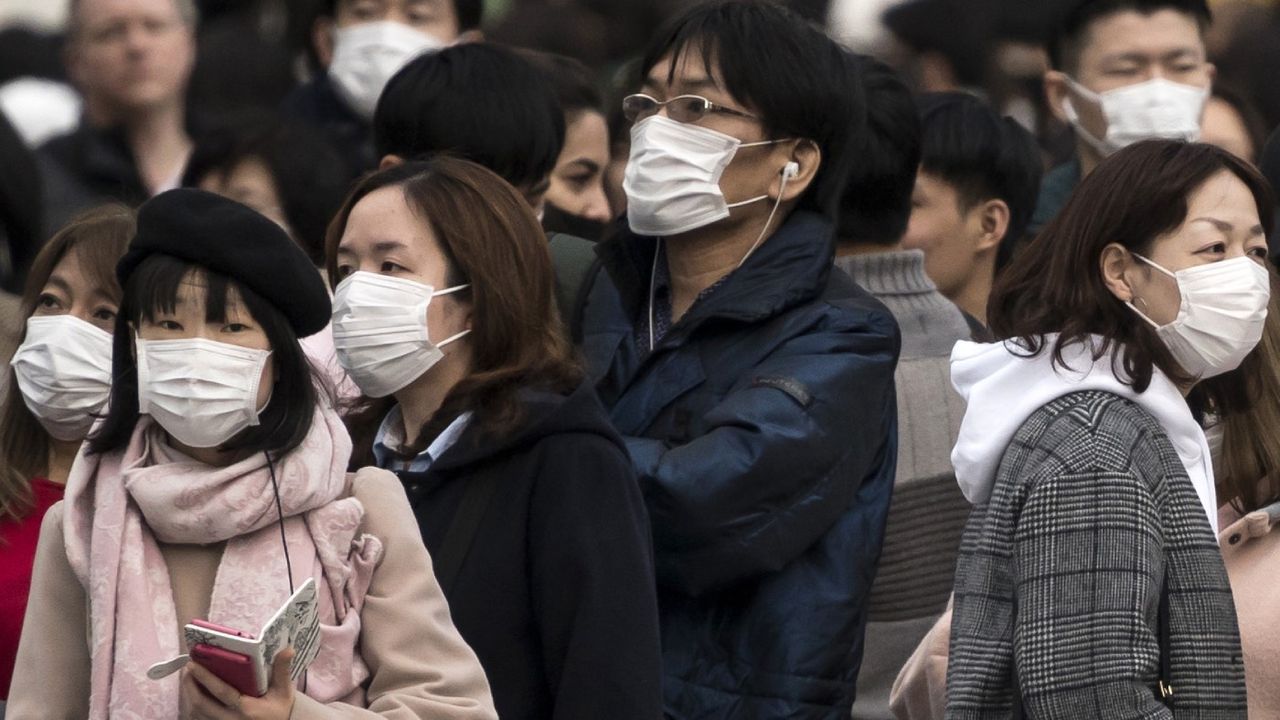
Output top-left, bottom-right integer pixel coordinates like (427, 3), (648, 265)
(327, 157), (663, 720)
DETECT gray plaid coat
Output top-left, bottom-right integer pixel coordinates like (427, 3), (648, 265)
(946, 390), (1246, 719)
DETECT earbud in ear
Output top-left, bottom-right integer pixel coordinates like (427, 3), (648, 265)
(782, 161), (800, 180)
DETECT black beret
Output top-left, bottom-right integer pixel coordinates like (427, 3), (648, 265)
(118, 189), (331, 337)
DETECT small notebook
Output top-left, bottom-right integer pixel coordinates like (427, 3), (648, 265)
(147, 577), (322, 695)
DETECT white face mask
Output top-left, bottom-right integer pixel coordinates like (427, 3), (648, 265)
(331, 272), (471, 398)
(328, 21), (446, 121)
(1063, 76), (1209, 157)
(1127, 254), (1270, 380)
(623, 115), (785, 237)
(10, 315), (115, 442)
(136, 338), (273, 449)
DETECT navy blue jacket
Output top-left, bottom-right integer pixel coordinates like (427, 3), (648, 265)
(578, 210), (901, 719)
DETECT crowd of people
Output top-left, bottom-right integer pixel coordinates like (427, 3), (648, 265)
(0, 0), (1279, 718)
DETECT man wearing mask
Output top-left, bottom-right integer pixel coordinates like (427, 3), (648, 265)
(1032, 0), (1214, 235)
(576, 2), (900, 717)
(282, 0), (482, 177)
(37, 0), (196, 235)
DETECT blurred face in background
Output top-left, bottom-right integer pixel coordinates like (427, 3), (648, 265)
(544, 109), (612, 229)
(1044, 9), (1213, 165)
(314, 0), (470, 68)
(67, 0), (195, 118)
(195, 160), (293, 240)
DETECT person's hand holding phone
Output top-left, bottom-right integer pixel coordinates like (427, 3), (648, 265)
(182, 646), (296, 720)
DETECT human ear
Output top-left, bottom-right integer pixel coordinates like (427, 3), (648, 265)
(1099, 243), (1139, 303)
(313, 17), (336, 68)
(1043, 70), (1072, 124)
(776, 140), (821, 203)
(975, 199), (1011, 253)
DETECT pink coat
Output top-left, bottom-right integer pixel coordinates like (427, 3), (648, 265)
(1218, 500), (1280, 719)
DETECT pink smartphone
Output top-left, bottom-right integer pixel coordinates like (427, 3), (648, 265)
(190, 643), (261, 697)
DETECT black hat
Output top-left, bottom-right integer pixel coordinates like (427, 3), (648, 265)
(117, 189), (331, 337)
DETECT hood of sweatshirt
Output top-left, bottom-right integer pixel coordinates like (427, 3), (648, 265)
(950, 334), (1218, 532)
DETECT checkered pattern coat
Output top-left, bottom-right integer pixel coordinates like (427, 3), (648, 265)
(946, 391), (1246, 719)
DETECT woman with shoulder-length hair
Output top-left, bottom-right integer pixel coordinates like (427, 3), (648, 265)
(327, 157), (663, 720)
(946, 140), (1270, 718)
(0, 205), (132, 707)
(6, 189), (497, 720)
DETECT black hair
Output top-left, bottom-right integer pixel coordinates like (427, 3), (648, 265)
(88, 255), (318, 457)
(639, 0), (867, 220)
(321, 0), (483, 31)
(182, 114), (351, 266)
(917, 92), (1043, 268)
(374, 43), (565, 192)
(838, 54), (921, 246)
(0, 108), (42, 292)
(520, 50), (603, 117)
(883, 0), (996, 88)
(1048, 0), (1211, 72)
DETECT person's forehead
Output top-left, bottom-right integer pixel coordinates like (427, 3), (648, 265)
(77, 0), (182, 24)
(643, 44), (727, 92)
(1077, 9), (1204, 63)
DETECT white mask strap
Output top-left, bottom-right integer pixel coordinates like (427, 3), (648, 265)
(437, 328), (471, 348)
(726, 194), (769, 209)
(1131, 252), (1177, 279)
(432, 283), (471, 297)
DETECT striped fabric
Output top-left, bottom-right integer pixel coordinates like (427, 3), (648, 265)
(947, 391), (1246, 719)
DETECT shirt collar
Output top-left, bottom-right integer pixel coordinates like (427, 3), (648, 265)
(373, 406), (472, 474)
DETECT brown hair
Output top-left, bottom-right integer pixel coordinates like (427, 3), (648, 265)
(325, 158), (582, 466)
(988, 140), (1275, 395)
(1211, 269), (1280, 513)
(0, 204), (134, 522)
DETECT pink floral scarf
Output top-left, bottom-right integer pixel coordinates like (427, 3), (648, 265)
(62, 404), (383, 719)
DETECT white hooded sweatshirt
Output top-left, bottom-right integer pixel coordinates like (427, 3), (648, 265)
(950, 334), (1218, 533)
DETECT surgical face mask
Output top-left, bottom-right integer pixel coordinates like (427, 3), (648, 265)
(136, 337), (273, 449)
(1127, 254), (1270, 380)
(1063, 76), (1209, 157)
(624, 115), (787, 237)
(10, 315), (114, 442)
(331, 272), (471, 398)
(328, 21), (446, 121)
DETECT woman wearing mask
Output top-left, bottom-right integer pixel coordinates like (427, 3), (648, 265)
(327, 157), (662, 720)
(945, 140), (1267, 717)
(0, 206), (132, 708)
(524, 51), (614, 241)
(5, 189), (497, 720)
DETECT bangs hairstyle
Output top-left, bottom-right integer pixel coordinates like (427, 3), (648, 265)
(325, 158), (582, 467)
(87, 255), (319, 458)
(0, 205), (133, 522)
(989, 140), (1275, 398)
(640, 0), (868, 220)
(1048, 0), (1212, 72)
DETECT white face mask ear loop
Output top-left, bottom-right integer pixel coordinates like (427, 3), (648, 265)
(648, 240), (661, 352)
(737, 163), (795, 269)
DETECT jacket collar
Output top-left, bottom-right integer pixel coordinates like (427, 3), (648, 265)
(596, 209), (835, 346)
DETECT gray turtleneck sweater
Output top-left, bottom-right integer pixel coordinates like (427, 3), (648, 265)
(834, 249), (972, 720)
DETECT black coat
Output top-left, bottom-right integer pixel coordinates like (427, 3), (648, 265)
(395, 382), (663, 720)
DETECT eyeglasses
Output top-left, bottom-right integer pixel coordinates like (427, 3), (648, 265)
(622, 94), (760, 124)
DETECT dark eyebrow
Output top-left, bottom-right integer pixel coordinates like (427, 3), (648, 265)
(1190, 217), (1266, 237)
(43, 275), (72, 295)
(567, 159), (601, 174)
